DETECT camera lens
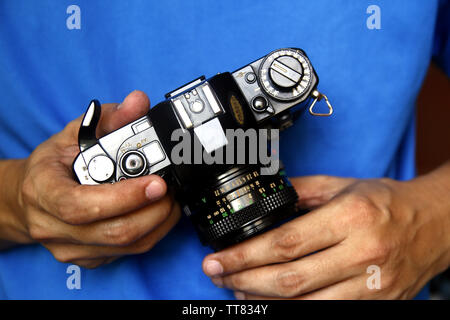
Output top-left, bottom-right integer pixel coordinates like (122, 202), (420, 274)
(188, 165), (299, 251)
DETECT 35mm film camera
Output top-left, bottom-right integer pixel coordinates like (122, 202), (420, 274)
(73, 48), (333, 250)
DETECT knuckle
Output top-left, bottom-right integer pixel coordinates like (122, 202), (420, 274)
(52, 250), (74, 264)
(78, 260), (105, 269)
(361, 238), (391, 266)
(20, 177), (35, 205)
(133, 240), (155, 254)
(104, 220), (137, 246)
(275, 269), (305, 297)
(342, 193), (378, 226)
(229, 274), (245, 289)
(131, 234), (159, 254)
(87, 205), (103, 219)
(371, 241), (391, 265)
(70, 187), (84, 203)
(345, 192), (374, 213)
(28, 221), (52, 242)
(271, 228), (302, 261)
(55, 200), (79, 224)
(225, 248), (250, 271)
(56, 187), (96, 225)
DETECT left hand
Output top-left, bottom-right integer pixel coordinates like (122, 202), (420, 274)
(202, 175), (450, 299)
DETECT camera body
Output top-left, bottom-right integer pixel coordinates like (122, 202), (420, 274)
(73, 48), (332, 250)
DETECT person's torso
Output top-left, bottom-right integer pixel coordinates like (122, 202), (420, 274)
(0, 0), (437, 299)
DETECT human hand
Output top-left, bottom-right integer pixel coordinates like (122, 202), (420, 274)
(11, 90), (180, 268)
(202, 175), (450, 299)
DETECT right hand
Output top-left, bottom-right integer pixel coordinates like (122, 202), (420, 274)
(11, 90), (181, 268)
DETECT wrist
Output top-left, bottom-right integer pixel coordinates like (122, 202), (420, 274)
(0, 159), (34, 247)
(404, 162), (450, 276)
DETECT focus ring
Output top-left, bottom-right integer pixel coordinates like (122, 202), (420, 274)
(204, 186), (298, 242)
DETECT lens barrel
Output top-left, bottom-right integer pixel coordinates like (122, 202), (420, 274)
(188, 166), (299, 250)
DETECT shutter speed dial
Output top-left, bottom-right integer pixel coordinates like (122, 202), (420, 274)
(258, 48), (313, 101)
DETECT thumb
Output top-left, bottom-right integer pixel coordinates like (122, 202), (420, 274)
(97, 90), (150, 137)
(290, 175), (356, 209)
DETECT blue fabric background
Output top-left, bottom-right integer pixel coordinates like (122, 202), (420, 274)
(0, 0), (448, 299)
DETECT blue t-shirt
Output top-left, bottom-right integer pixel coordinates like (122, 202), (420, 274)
(0, 0), (448, 299)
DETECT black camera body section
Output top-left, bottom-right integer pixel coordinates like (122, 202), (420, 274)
(150, 72), (258, 189)
(73, 48), (328, 250)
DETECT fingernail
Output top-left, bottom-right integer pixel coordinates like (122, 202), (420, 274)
(145, 180), (165, 201)
(234, 292), (245, 300)
(211, 277), (223, 288)
(116, 103), (123, 110)
(204, 260), (223, 276)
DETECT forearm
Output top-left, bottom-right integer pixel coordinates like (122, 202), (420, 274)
(0, 159), (33, 249)
(407, 160), (450, 276)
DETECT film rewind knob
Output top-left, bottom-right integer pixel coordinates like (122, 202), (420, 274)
(269, 56), (303, 89)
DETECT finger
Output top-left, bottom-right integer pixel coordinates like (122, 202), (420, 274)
(291, 175), (356, 208)
(37, 166), (167, 224)
(240, 274), (387, 300)
(70, 257), (119, 269)
(233, 292), (283, 300)
(31, 193), (175, 246)
(234, 276), (362, 300)
(202, 199), (349, 277)
(97, 90), (150, 136)
(42, 202), (180, 261)
(296, 276), (373, 300)
(69, 258), (110, 269)
(217, 242), (359, 298)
